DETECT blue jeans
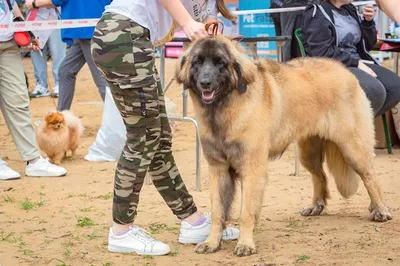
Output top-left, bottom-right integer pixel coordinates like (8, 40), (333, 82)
(30, 29), (66, 88)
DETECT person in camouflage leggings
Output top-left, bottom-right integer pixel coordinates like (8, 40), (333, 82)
(90, 2), (239, 255)
(91, 13), (197, 225)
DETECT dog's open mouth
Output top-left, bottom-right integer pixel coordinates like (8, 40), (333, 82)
(201, 90), (215, 103)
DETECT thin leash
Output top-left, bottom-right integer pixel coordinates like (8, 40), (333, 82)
(203, 20), (258, 59)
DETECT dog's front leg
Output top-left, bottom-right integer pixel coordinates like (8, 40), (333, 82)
(195, 163), (229, 254)
(235, 162), (267, 257)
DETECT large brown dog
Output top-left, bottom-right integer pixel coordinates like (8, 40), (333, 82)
(175, 35), (392, 257)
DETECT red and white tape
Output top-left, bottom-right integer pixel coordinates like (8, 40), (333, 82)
(0, 1), (375, 33)
(0, 19), (99, 32)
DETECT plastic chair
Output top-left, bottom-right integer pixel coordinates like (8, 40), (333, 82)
(294, 28), (393, 154)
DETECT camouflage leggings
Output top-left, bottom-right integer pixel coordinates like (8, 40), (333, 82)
(91, 12), (197, 224)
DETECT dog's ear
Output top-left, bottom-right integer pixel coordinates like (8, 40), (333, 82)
(175, 55), (188, 89)
(233, 61), (247, 93)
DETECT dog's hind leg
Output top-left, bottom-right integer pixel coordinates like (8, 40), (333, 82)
(335, 137), (392, 222)
(195, 163), (235, 254)
(298, 137), (330, 216)
(234, 160), (268, 257)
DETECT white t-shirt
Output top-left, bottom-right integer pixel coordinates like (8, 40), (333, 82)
(0, 0), (14, 42)
(104, 0), (218, 47)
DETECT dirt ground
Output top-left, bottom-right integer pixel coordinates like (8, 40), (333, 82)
(0, 56), (400, 266)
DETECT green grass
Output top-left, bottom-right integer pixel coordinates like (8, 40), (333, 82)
(21, 249), (34, 256)
(66, 193), (75, 198)
(36, 199), (45, 207)
(21, 199), (34, 210)
(143, 255), (153, 259)
(76, 216), (95, 227)
(3, 194), (15, 203)
(297, 255), (310, 261)
(169, 251), (179, 257)
(79, 206), (94, 212)
(62, 239), (74, 247)
(148, 223), (177, 234)
(55, 259), (69, 266)
(286, 217), (307, 228)
(103, 192), (112, 200)
(0, 232), (15, 243)
(87, 230), (102, 240)
(149, 223), (168, 234)
(20, 198), (46, 210)
(64, 249), (71, 257)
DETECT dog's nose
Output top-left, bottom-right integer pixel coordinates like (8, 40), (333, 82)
(199, 78), (212, 89)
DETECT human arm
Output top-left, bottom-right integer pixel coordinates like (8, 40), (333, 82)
(158, 0), (208, 40)
(12, 1), (24, 18)
(301, 5), (359, 67)
(25, 0), (58, 9)
(360, 4), (377, 51)
(375, 0), (400, 24)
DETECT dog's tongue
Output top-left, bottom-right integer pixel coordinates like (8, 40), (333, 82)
(202, 91), (215, 100)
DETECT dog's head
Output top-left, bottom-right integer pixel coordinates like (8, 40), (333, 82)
(175, 35), (255, 105)
(44, 112), (66, 130)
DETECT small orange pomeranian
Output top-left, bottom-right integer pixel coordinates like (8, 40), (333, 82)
(36, 110), (84, 165)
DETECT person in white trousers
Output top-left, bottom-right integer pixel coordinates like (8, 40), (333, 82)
(0, 0), (67, 180)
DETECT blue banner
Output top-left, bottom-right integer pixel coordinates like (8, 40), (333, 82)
(238, 0), (277, 59)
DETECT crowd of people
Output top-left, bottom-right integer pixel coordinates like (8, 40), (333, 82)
(0, 0), (399, 258)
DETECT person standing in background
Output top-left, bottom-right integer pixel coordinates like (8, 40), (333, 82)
(29, 7), (66, 98)
(25, 0), (110, 111)
(0, 0), (67, 180)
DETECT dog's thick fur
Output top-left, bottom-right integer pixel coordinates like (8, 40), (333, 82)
(175, 35), (392, 256)
(36, 110), (84, 165)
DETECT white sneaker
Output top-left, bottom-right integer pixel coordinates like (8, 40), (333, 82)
(108, 226), (170, 255)
(30, 85), (50, 98)
(0, 160), (21, 180)
(179, 213), (240, 244)
(25, 157), (67, 177)
(51, 85), (59, 98)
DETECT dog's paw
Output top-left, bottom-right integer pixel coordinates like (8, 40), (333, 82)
(301, 199), (325, 216)
(234, 243), (256, 257)
(195, 241), (221, 254)
(369, 205), (392, 222)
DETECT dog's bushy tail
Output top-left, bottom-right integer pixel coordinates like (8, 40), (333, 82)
(61, 110), (84, 136)
(325, 141), (359, 198)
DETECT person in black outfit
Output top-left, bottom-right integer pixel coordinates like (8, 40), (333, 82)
(302, 0), (400, 117)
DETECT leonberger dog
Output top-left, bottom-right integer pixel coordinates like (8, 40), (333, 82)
(175, 35), (392, 256)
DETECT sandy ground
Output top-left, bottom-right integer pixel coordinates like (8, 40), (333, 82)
(0, 56), (400, 266)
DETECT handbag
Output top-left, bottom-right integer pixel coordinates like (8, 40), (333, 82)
(5, 0), (37, 47)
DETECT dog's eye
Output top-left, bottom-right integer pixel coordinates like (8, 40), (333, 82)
(193, 59), (202, 66)
(192, 55), (204, 66)
(213, 57), (224, 66)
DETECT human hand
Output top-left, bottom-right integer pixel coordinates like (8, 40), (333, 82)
(25, 0), (34, 9)
(358, 61), (377, 77)
(28, 38), (41, 51)
(182, 19), (208, 41)
(363, 4), (375, 21)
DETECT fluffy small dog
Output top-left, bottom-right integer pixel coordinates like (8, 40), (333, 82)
(36, 110), (84, 165)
